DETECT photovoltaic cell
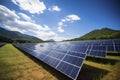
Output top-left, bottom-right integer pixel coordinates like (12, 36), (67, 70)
(56, 61), (79, 79)
(114, 39), (120, 45)
(67, 52), (86, 58)
(63, 55), (84, 67)
(44, 56), (60, 67)
(48, 51), (65, 60)
(102, 40), (113, 45)
(107, 45), (114, 51)
(92, 45), (106, 51)
(37, 54), (46, 60)
(69, 45), (88, 53)
(115, 45), (120, 52)
(89, 51), (106, 57)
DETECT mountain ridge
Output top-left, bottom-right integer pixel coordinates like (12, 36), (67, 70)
(68, 28), (120, 41)
(0, 27), (43, 41)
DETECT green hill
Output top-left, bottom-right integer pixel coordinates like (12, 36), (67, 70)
(0, 27), (43, 42)
(70, 28), (120, 41)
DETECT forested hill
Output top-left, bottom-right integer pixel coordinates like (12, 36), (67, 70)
(69, 28), (120, 41)
(0, 27), (43, 43)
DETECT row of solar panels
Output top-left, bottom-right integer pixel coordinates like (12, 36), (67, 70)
(13, 39), (120, 80)
(68, 39), (120, 46)
(14, 39), (120, 57)
(14, 43), (86, 80)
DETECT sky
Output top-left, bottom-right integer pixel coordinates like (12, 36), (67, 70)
(0, 0), (120, 41)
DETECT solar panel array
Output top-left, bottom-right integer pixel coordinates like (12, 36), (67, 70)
(14, 42), (88, 80)
(69, 39), (120, 57)
(13, 39), (120, 80)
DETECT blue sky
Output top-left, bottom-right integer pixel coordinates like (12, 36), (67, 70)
(0, 0), (120, 41)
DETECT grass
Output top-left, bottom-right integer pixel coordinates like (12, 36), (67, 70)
(77, 64), (109, 80)
(86, 56), (119, 65)
(0, 44), (60, 80)
(84, 56), (120, 80)
(0, 44), (120, 80)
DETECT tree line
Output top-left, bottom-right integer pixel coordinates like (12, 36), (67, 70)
(0, 35), (43, 43)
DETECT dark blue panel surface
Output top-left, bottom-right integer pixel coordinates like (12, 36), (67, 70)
(48, 51), (65, 60)
(92, 45), (106, 51)
(63, 55), (84, 67)
(114, 39), (120, 45)
(90, 51), (106, 57)
(67, 52), (86, 58)
(107, 45), (114, 51)
(115, 45), (120, 52)
(69, 66), (79, 79)
(44, 56), (60, 67)
(69, 46), (88, 53)
(102, 40), (113, 45)
(53, 49), (67, 53)
(37, 54), (46, 60)
(56, 61), (79, 79)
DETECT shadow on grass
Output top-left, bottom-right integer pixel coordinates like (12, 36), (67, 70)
(107, 52), (120, 56)
(86, 56), (119, 65)
(77, 64), (109, 80)
(14, 45), (109, 80)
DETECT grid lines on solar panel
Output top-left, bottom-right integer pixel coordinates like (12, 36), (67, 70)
(88, 45), (107, 57)
(13, 42), (88, 80)
(13, 39), (120, 80)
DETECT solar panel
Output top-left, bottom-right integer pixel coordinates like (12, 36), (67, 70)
(114, 39), (120, 45)
(69, 45), (88, 53)
(86, 45), (107, 57)
(115, 45), (120, 52)
(89, 51), (106, 57)
(56, 61), (79, 79)
(13, 39), (120, 80)
(92, 45), (106, 51)
(102, 40), (113, 45)
(67, 52), (86, 58)
(14, 43), (87, 80)
(107, 45), (115, 51)
(69, 39), (120, 53)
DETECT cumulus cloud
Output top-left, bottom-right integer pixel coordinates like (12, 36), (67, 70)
(11, 0), (46, 14)
(58, 26), (64, 32)
(57, 14), (80, 32)
(0, 5), (63, 41)
(48, 6), (61, 12)
(18, 13), (34, 22)
(66, 15), (80, 21)
(0, 5), (20, 22)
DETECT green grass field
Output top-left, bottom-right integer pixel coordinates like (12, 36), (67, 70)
(0, 44), (120, 80)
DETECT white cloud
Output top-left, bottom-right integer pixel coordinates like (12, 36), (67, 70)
(0, 5), (20, 21)
(0, 5), (60, 41)
(18, 13), (34, 22)
(0, 5), (74, 41)
(66, 15), (80, 21)
(58, 22), (63, 26)
(48, 6), (61, 12)
(57, 26), (64, 32)
(11, 0), (46, 14)
(43, 25), (51, 31)
(57, 14), (80, 33)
